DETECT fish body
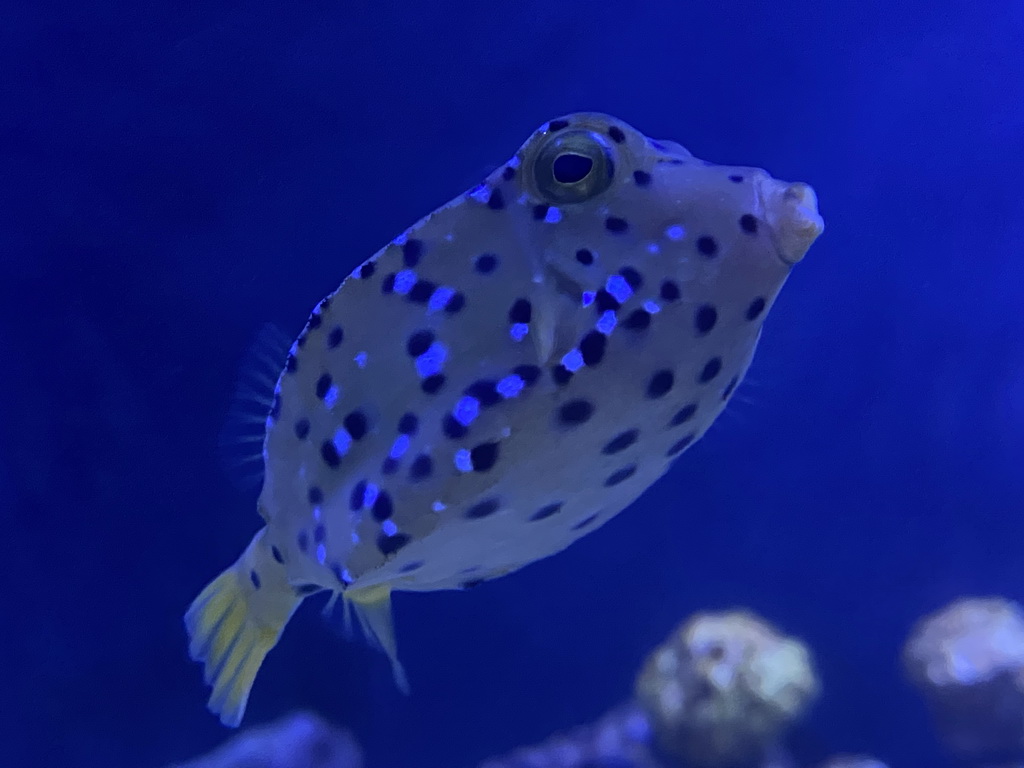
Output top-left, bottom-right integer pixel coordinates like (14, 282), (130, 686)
(185, 112), (824, 726)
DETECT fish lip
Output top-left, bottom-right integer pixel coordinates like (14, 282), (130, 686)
(755, 177), (825, 265)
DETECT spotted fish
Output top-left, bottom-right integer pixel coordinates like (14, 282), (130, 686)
(185, 112), (824, 726)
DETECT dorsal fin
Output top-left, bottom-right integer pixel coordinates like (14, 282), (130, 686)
(217, 323), (293, 491)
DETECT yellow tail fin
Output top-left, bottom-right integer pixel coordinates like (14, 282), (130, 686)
(184, 528), (302, 726)
(345, 584), (410, 694)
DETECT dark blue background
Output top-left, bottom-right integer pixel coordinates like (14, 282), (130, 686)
(2, 2), (1022, 767)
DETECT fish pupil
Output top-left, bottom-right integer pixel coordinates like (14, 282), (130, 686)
(553, 153), (593, 184)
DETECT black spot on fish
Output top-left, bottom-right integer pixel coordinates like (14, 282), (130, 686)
(470, 442), (500, 472)
(344, 410), (368, 440)
(465, 379), (501, 406)
(409, 454), (433, 480)
(530, 502), (564, 521)
(269, 393), (281, 420)
(670, 403), (697, 426)
(602, 429), (638, 455)
(407, 330), (434, 357)
(552, 364), (573, 386)
(381, 273), (396, 293)
(408, 280), (436, 303)
(697, 236), (718, 256)
(460, 578), (485, 589)
(382, 457), (399, 475)
(443, 413), (468, 439)
(249, 570), (261, 589)
(722, 375), (739, 400)
(398, 412), (419, 435)
(579, 331), (607, 366)
(559, 399), (594, 425)
(315, 374), (332, 400)
(604, 465), (637, 486)
(320, 440), (340, 468)
(402, 239), (423, 267)
(314, 524), (326, 543)
(294, 418), (311, 439)
(359, 261), (376, 279)
(695, 305), (717, 335)
(372, 491), (393, 521)
(285, 354), (298, 373)
(623, 309), (651, 330)
(296, 583), (321, 595)
(502, 166), (516, 180)
(572, 514), (598, 530)
(401, 561), (424, 573)
(606, 216), (628, 233)
(308, 486), (323, 504)
(532, 203), (549, 220)
(350, 480), (367, 510)
(646, 370), (674, 399)
(514, 364), (541, 385)
(633, 169), (652, 187)
(378, 532), (411, 556)
(475, 253), (498, 274)
(619, 266), (643, 289)
(509, 298), (532, 324)
(739, 214), (758, 234)
(445, 292), (466, 314)
(660, 280), (680, 302)
(547, 119), (569, 131)
(729, 174), (744, 183)
(327, 326), (344, 348)
(607, 125), (626, 143)
(465, 498), (500, 519)
(421, 374), (445, 394)
(487, 188), (505, 210)
(271, 546), (284, 564)
(746, 297), (767, 321)
(699, 358), (722, 383)
(575, 248), (595, 266)
(297, 530), (309, 552)
(595, 289), (620, 313)
(667, 434), (695, 456)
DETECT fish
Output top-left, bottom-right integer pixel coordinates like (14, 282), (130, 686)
(184, 112), (824, 727)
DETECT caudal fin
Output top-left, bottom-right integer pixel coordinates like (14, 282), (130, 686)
(184, 529), (302, 726)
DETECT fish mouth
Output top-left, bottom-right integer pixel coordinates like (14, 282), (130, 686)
(755, 177), (825, 265)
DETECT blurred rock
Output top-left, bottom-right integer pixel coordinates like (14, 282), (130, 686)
(815, 756), (889, 768)
(634, 610), (819, 768)
(903, 596), (1024, 764)
(168, 711), (362, 768)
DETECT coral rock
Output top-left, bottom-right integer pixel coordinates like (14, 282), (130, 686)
(634, 610), (819, 768)
(903, 596), (1024, 763)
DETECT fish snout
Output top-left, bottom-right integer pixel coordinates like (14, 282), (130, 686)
(756, 177), (824, 264)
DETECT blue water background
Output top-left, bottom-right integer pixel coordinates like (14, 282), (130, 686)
(2, 2), (1022, 767)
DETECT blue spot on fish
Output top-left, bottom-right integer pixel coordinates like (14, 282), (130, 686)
(644, 300), (661, 314)
(389, 434), (410, 459)
(666, 225), (685, 241)
(510, 323), (529, 342)
(382, 520), (398, 536)
(316, 544), (326, 565)
(416, 342), (448, 378)
(647, 243), (660, 254)
(355, 352), (368, 368)
(394, 270), (417, 295)
(432, 500), (446, 512)
(596, 310), (617, 335)
(582, 291), (596, 307)
(363, 483), (380, 509)
(561, 349), (585, 372)
(606, 275), (633, 304)
(324, 385), (340, 409)
(455, 449), (472, 472)
(429, 286), (456, 313)
(544, 207), (562, 223)
(454, 396), (480, 427)
(497, 374), (525, 398)
(332, 428), (353, 456)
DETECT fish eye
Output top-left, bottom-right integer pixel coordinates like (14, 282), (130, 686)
(533, 130), (614, 204)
